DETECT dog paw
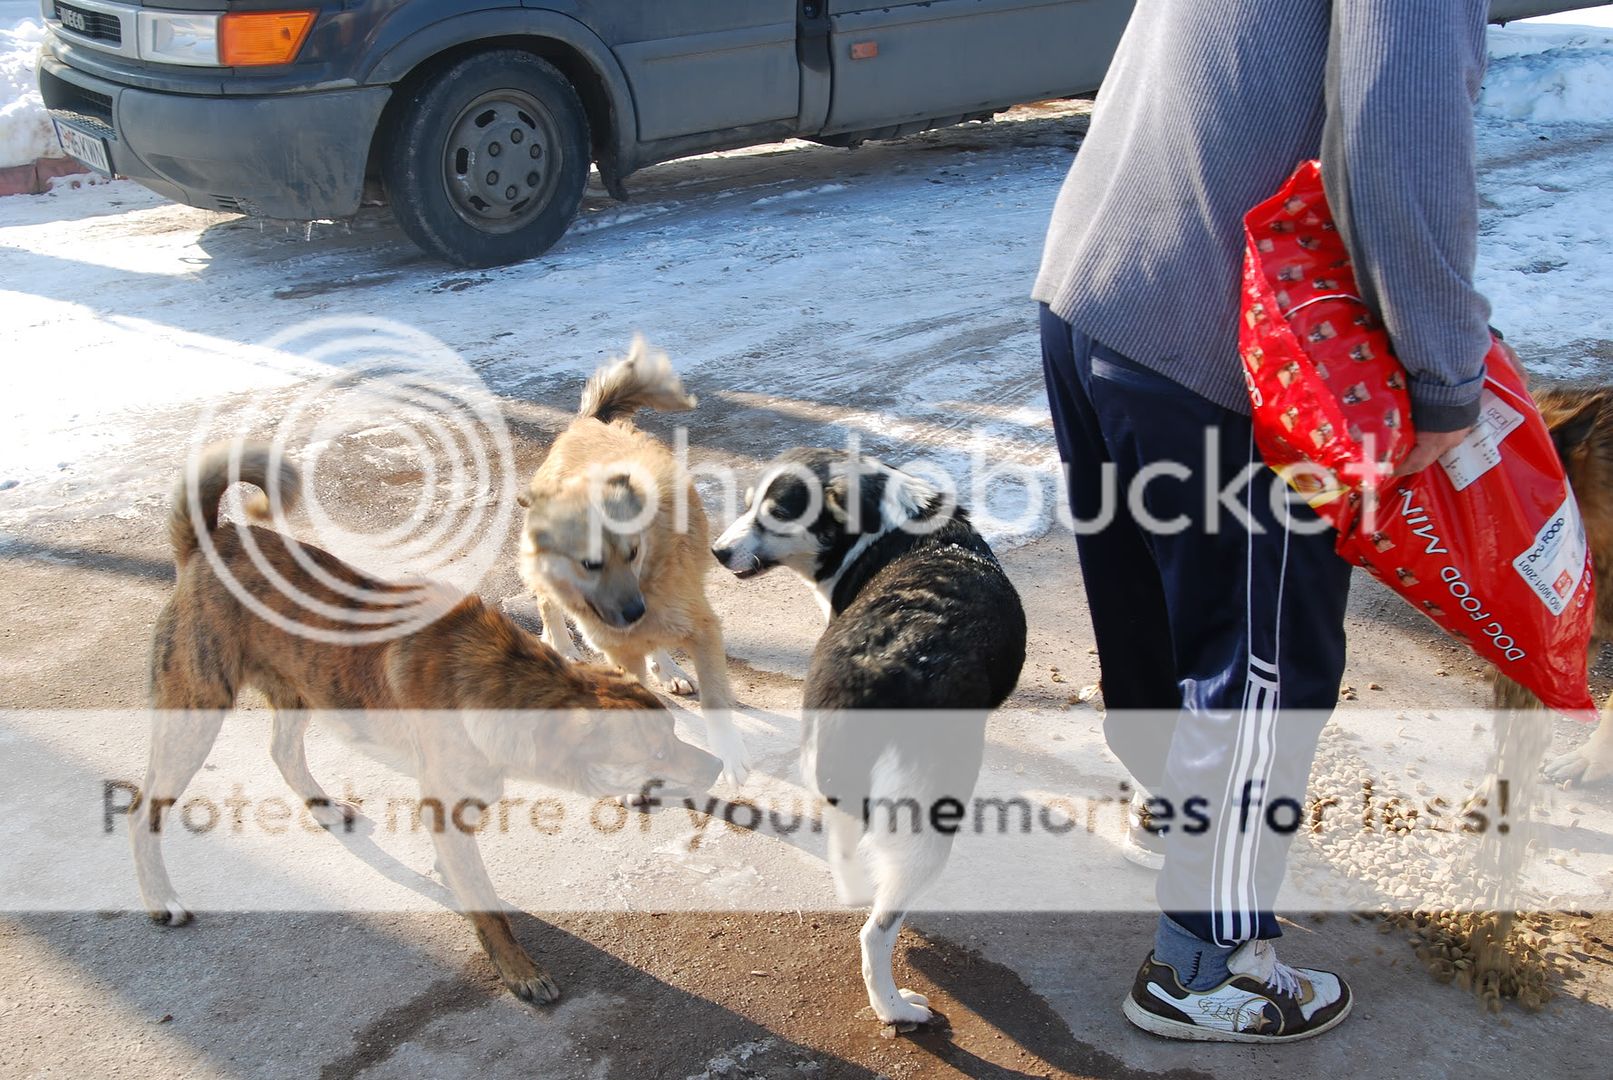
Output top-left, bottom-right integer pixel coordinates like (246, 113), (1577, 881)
(149, 899), (193, 927)
(649, 653), (697, 696)
(309, 798), (365, 831)
(1545, 749), (1611, 785)
(872, 991), (932, 1026)
(719, 757), (751, 788)
(504, 968), (562, 1005)
(711, 731), (752, 788)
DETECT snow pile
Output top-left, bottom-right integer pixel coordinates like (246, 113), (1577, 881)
(0, 14), (55, 169)
(1482, 23), (1613, 124)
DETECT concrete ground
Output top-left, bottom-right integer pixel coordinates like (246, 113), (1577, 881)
(3, 103), (1613, 1079)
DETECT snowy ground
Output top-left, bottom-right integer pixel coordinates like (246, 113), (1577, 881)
(0, 0), (49, 168)
(1478, 19), (1613, 376)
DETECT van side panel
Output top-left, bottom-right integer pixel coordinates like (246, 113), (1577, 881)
(606, 1), (800, 142)
(822, 0), (1133, 136)
(614, 22), (801, 141)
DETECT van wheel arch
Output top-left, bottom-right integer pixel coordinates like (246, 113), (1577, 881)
(364, 35), (628, 207)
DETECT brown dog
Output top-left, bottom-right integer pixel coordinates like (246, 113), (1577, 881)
(519, 338), (750, 784)
(1506, 384), (1613, 784)
(134, 444), (720, 1004)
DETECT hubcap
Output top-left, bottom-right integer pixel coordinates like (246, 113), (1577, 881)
(442, 89), (561, 234)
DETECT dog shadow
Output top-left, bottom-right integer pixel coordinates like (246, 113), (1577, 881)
(315, 812), (456, 908)
(900, 913), (1190, 1080)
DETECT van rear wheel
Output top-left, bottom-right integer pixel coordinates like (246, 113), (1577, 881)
(384, 51), (589, 267)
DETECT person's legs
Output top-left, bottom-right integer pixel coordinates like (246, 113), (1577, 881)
(1079, 334), (1350, 938)
(1043, 307), (1354, 1039)
(1100, 381), (1350, 950)
(1040, 305), (1180, 793)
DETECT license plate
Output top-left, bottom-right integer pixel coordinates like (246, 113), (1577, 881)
(52, 118), (111, 175)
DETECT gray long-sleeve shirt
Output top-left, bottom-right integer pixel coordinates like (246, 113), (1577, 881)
(1032, 0), (1493, 432)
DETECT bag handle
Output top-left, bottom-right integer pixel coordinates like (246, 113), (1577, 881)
(1280, 292), (1368, 320)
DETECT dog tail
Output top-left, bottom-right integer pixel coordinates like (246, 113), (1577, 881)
(169, 442), (301, 565)
(578, 335), (698, 424)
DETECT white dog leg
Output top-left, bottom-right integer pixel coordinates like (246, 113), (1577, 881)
(826, 806), (873, 906)
(859, 908), (931, 1025)
(686, 604), (750, 786)
(536, 597), (580, 660)
(854, 800), (951, 1025)
(269, 707), (361, 830)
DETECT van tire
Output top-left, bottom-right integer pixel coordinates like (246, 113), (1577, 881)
(383, 50), (590, 267)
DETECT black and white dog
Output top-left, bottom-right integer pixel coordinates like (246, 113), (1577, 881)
(712, 448), (1026, 1025)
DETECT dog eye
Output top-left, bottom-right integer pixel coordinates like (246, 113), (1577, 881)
(627, 546), (639, 562)
(580, 558), (604, 572)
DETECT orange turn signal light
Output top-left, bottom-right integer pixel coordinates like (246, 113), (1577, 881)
(220, 11), (315, 67)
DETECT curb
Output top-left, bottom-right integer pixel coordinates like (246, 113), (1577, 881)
(0, 156), (98, 197)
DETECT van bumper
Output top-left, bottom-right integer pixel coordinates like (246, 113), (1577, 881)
(38, 54), (391, 219)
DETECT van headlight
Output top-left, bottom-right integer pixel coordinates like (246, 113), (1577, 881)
(132, 10), (315, 67)
(136, 11), (221, 67)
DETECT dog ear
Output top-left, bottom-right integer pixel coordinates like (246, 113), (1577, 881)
(519, 483), (552, 511)
(1550, 394), (1609, 462)
(602, 472), (646, 517)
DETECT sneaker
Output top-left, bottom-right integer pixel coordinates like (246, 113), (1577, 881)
(1121, 790), (1166, 871)
(1122, 939), (1352, 1043)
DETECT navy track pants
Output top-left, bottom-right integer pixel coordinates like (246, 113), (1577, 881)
(1040, 304), (1352, 945)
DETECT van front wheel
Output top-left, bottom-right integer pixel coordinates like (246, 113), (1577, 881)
(383, 51), (590, 267)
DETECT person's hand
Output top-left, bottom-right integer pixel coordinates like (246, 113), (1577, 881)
(1392, 427), (1474, 479)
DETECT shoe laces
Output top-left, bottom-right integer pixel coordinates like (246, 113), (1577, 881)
(1249, 940), (1304, 998)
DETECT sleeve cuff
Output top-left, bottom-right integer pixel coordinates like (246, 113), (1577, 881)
(1408, 371), (1485, 432)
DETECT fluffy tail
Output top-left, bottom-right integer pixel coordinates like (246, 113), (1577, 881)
(578, 335), (698, 424)
(169, 443), (301, 565)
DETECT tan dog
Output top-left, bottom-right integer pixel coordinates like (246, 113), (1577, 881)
(134, 444), (720, 1005)
(1505, 384), (1613, 784)
(519, 339), (750, 784)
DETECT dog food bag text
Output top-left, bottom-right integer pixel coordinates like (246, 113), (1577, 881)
(1240, 161), (1596, 716)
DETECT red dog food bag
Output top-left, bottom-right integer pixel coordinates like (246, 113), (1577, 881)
(1241, 162), (1595, 715)
(1241, 161), (1414, 529)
